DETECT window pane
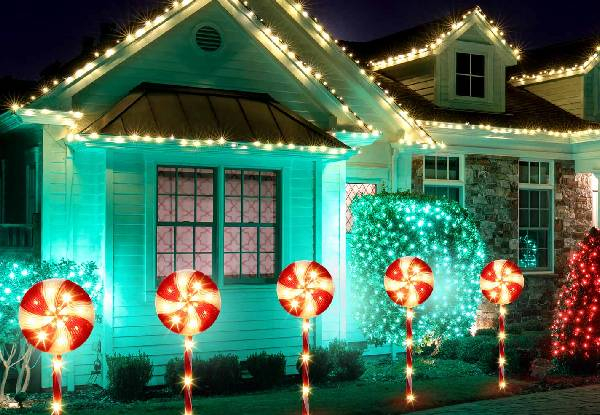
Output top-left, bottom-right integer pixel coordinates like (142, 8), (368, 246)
(224, 253), (241, 277)
(260, 253), (275, 276)
(261, 172), (276, 197)
(449, 157), (460, 180)
(346, 183), (377, 233)
(530, 210), (539, 227)
(157, 254), (173, 280)
(244, 171), (260, 197)
(471, 77), (485, 98)
(241, 253), (258, 277)
(225, 197), (242, 222)
(456, 53), (470, 74)
(177, 196), (195, 222)
(456, 74), (471, 96)
(196, 170), (213, 195)
(157, 226), (174, 252)
(449, 187), (460, 203)
(176, 254), (193, 270)
(194, 227), (212, 253)
(471, 54), (485, 76)
(243, 197), (260, 223)
(194, 254), (212, 276)
(530, 163), (540, 184)
(540, 162), (550, 184)
(519, 209), (529, 227)
(225, 170), (242, 196)
(224, 227), (240, 252)
(261, 199), (276, 224)
(242, 227), (258, 252)
(425, 156), (436, 179)
(436, 157), (448, 180)
(519, 190), (529, 208)
(260, 228), (275, 252)
(176, 226), (194, 253)
(158, 195), (175, 222)
(530, 191), (539, 209)
(158, 168), (176, 194)
(519, 162), (529, 184)
(177, 169), (195, 195)
(196, 196), (213, 222)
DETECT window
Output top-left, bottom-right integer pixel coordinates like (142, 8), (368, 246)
(224, 170), (277, 283)
(156, 167), (279, 285)
(346, 183), (377, 233)
(519, 161), (553, 271)
(456, 53), (485, 98)
(423, 155), (463, 206)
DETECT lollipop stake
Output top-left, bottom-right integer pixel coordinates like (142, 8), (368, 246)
(52, 355), (62, 415)
(498, 306), (507, 390)
(184, 337), (194, 415)
(480, 260), (524, 391)
(405, 309), (414, 403)
(384, 257), (434, 405)
(301, 319), (310, 415)
(276, 261), (335, 415)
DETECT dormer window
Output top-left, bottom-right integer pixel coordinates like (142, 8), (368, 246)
(456, 53), (485, 98)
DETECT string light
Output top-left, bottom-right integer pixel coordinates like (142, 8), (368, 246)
(68, 133), (354, 156)
(369, 7), (521, 71)
(8, 0), (441, 149)
(417, 120), (600, 139)
(350, 192), (486, 347)
(551, 227), (600, 365)
(51, 356), (63, 415)
(511, 46), (600, 85)
(498, 305), (507, 390)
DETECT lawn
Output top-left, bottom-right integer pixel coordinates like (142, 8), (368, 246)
(4, 375), (529, 415)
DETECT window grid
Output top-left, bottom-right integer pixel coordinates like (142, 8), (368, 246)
(423, 156), (463, 206)
(156, 167), (215, 286)
(224, 170), (278, 283)
(346, 183), (377, 233)
(519, 160), (554, 271)
(456, 53), (485, 98)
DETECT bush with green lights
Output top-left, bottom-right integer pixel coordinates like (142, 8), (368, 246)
(349, 191), (487, 346)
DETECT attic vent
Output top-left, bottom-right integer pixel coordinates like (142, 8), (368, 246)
(195, 26), (222, 52)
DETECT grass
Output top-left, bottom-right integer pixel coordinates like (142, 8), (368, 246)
(4, 375), (530, 415)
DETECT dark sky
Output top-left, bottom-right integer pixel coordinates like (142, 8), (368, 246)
(2, 0), (599, 80)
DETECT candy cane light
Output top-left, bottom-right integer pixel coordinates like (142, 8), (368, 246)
(155, 269), (221, 415)
(277, 261), (334, 415)
(480, 259), (525, 390)
(384, 257), (434, 404)
(19, 279), (95, 415)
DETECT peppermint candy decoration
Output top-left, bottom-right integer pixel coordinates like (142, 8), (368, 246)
(277, 261), (335, 319)
(155, 269), (221, 336)
(384, 257), (434, 308)
(19, 279), (95, 355)
(480, 260), (525, 305)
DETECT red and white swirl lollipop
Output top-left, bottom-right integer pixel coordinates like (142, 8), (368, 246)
(384, 257), (434, 404)
(19, 279), (95, 415)
(277, 261), (335, 415)
(155, 270), (221, 415)
(480, 259), (525, 391)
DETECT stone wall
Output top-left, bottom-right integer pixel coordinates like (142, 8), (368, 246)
(464, 155), (519, 261)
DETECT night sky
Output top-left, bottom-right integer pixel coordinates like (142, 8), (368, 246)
(2, 0), (599, 80)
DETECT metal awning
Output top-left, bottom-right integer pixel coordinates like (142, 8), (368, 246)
(83, 83), (349, 149)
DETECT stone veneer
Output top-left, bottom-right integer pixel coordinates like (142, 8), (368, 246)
(463, 157), (593, 327)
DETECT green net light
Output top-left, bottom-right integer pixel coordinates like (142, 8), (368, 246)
(349, 191), (487, 346)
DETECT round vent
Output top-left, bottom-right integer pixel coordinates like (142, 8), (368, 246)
(195, 26), (222, 52)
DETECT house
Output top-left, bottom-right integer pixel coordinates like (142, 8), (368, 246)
(0, 1), (599, 390)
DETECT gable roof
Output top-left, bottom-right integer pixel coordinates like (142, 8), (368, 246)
(509, 36), (600, 85)
(5, 0), (439, 148)
(82, 83), (349, 148)
(376, 74), (600, 133)
(343, 7), (520, 71)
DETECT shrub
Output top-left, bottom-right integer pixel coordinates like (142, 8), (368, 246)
(436, 338), (460, 360)
(164, 357), (202, 395)
(14, 392), (27, 408)
(198, 354), (241, 395)
(106, 352), (153, 402)
(475, 328), (497, 337)
(328, 339), (365, 381)
(457, 336), (497, 366)
(521, 319), (546, 332)
(296, 346), (332, 384)
(246, 352), (286, 389)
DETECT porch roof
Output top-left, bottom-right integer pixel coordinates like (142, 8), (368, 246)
(82, 83), (349, 149)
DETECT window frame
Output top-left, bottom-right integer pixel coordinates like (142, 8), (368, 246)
(446, 41), (494, 105)
(422, 154), (465, 207)
(153, 164), (282, 289)
(518, 160), (555, 274)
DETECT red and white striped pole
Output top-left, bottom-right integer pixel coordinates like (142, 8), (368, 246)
(301, 319), (311, 415)
(498, 306), (507, 390)
(184, 337), (194, 415)
(405, 309), (415, 403)
(52, 355), (62, 415)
